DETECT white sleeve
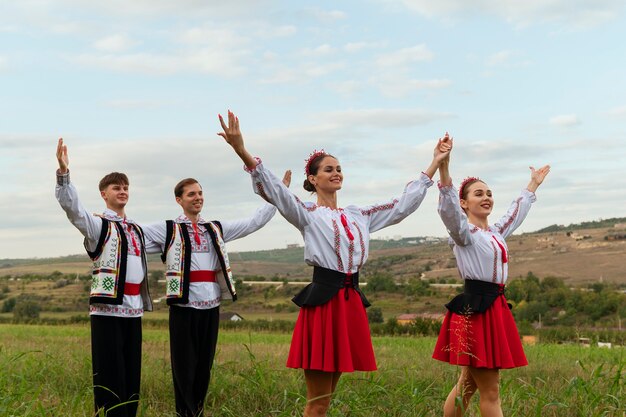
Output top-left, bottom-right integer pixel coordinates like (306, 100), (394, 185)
(360, 173), (434, 233)
(141, 222), (167, 254)
(220, 203), (277, 242)
(55, 171), (102, 252)
(248, 161), (311, 231)
(437, 183), (474, 247)
(493, 189), (536, 239)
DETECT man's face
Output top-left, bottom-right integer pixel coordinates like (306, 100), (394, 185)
(100, 183), (129, 210)
(176, 182), (204, 216)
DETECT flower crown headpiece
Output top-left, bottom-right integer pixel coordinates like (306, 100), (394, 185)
(458, 176), (481, 201)
(304, 149), (327, 176)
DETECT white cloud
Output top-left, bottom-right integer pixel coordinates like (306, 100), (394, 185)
(298, 44), (335, 57)
(70, 47), (249, 77)
(549, 114), (581, 127)
(259, 61), (346, 84)
(376, 44), (434, 67)
(322, 108), (455, 129)
(102, 99), (175, 109)
(93, 34), (141, 52)
(0, 55), (7, 71)
(608, 105), (626, 118)
(343, 41), (387, 53)
(394, 0), (624, 28)
(306, 8), (347, 22)
(369, 73), (452, 98)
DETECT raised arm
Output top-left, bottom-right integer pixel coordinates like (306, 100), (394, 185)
(54, 138), (103, 251)
(220, 171), (291, 242)
(217, 111), (312, 230)
(363, 135), (451, 232)
(218, 110), (257, 170)
(494, 165), (549, 238)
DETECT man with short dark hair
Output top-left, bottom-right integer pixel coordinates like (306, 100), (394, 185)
(55, 138), (151, 417)
(143, 172), (290, 417)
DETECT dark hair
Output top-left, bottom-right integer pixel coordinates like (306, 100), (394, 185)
(98, 172), (129, 191)
(303, 153), (336, 193)
(174, 178), (200, 198)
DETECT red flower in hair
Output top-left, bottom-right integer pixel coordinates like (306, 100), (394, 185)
(459, 176), (481, 201)
(304, 149), (327, 176)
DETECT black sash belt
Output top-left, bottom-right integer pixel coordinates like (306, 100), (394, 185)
(445, 279), (511, 315)
(292, 266), (371, 308)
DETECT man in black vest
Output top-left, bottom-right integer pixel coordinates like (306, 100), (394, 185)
(55, 138), (151, 417)
(143, 172), (289, 417)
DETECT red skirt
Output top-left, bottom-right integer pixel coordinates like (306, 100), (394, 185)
(432, 295), (528, 369)
(286, 288), (377, 372)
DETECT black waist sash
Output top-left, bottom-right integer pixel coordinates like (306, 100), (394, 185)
(445, 279), (510, 315)
(292, 266), (371, 308)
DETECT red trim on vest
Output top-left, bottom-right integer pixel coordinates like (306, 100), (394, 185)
(124, 283), (141, 295)
(190, 270), (217, 283)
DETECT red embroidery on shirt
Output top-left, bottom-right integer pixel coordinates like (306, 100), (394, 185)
(352, 221), (366, 269)
(294, 196), (317, 212)
(490, 240), (498, 282)
(360, 199), (399, 216)
(498, 197), (522, 235)
(332, 219), (344, 272)
(255, 181), (271, 203)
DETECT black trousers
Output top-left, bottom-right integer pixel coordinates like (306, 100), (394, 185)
(91, 315), (142, 417)
(169, 306), (220, 417)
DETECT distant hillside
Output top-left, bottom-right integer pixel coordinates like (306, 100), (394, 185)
(1, 220), (625, 283)
(534, 217), (626, 233)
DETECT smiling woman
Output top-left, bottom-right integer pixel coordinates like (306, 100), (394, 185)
(218, 110), (452, 417)
(431, 143), (550, 417)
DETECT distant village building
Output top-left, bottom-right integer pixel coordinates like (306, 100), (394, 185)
(286, 243), (301, 249)
(220, 312), (244, 322)
(396, 314), (418, 325)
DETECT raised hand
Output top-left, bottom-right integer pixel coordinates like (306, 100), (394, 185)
(433, 132), (453, 164)
(527, 165), (550, 192)
(216, 110), (257, 170)
(56, 138), (69, 174)
(282, 170), (292, 187)
(217, 110), (244, 152)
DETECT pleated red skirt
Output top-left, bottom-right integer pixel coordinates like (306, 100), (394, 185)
(432, 295), (528, 369)
(287, 288), (377, 372)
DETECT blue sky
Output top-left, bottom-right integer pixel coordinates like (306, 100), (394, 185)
(1, 0), (625, 258)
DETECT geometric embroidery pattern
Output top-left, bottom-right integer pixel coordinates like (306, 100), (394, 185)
(168, 279), (180, 293)
(102, 277), (115, 292)
(91, 277), (99, 291)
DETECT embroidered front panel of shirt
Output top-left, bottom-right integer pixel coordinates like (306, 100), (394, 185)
(184, 223), (210, 253)
(352, 221), (366, 269)
(123, 225), (142, 256)
(332, 219), (344, 272)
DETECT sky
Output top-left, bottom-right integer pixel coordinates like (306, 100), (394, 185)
(1, 0), (625, 259)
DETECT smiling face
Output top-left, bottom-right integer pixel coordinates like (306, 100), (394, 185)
(100, 183), (129, 211)
(307, 156), (343, 193)
(460, 180), (493, 220)
(176, 181), (204, 217)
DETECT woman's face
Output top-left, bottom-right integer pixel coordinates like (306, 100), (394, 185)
(460, 181), (493, 219)
(309, 156), (343, 193)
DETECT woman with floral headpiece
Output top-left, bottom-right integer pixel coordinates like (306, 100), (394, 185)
(432, 138), (550, 417)
(218, 110), (451, 417)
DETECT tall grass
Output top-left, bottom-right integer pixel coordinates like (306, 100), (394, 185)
(0, 324), (623, 416)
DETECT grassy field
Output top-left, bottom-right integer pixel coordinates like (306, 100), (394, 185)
(0, 324), (624, 417)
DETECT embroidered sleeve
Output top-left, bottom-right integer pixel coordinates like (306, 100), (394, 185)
(248, 161), (312, 230)
(438, 183), (474, 247)
(361, 172), (434, 233)
(494, 189), (536, 239)
(220, 203), (277, 242)
(55, 171), (103, 252)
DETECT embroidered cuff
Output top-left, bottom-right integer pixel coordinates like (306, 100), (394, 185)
(419, 172), (434, 187)
(56, 170), (70, 186)
(243, 157), (262, 173)
(437, 180), (454, 190)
